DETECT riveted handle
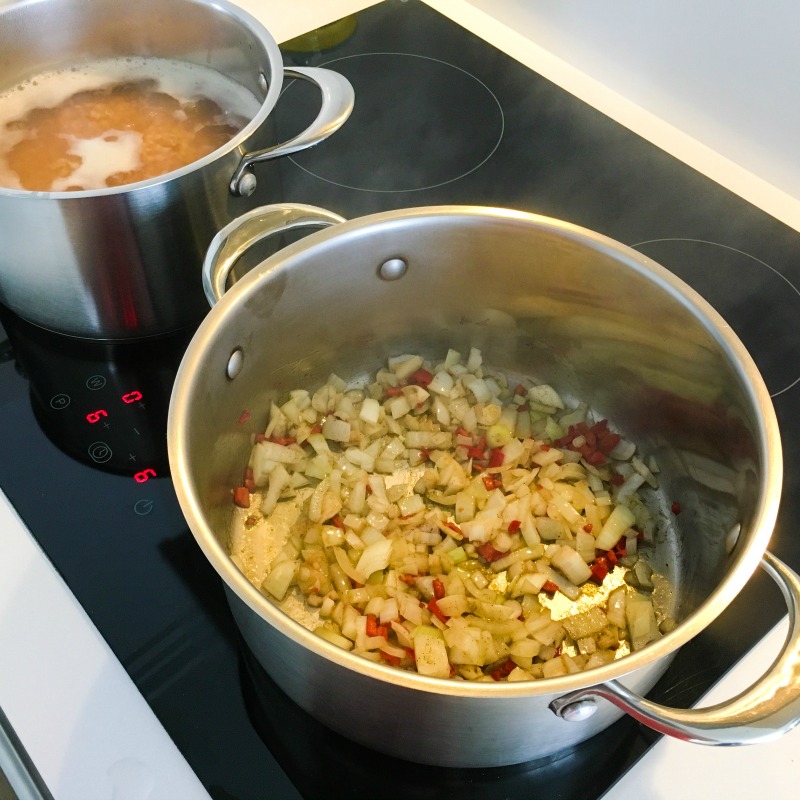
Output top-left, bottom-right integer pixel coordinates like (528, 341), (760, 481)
(550, 551), (800, 745)
(230, 66), (354, 196)
(201, 203), (346, 306)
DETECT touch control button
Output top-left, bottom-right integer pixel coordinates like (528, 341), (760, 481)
(133, 499), (154, 516)
(88, 441), (113, 463)
(86, 374), (107, 391)
(49, 393), (71, 410)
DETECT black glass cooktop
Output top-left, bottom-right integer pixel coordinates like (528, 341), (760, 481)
(1, 1), (799, 798)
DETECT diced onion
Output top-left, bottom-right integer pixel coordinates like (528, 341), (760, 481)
(231, 347), (666, 683)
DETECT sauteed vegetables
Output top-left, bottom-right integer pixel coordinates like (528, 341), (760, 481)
(229, 349), (675, 681)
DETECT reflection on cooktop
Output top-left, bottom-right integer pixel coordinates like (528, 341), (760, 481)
(238, 637), (654, 800)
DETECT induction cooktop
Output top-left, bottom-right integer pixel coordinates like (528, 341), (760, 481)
(1, 1), (798, 797)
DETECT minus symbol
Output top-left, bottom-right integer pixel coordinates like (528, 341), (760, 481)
(133, 427), (141, 436)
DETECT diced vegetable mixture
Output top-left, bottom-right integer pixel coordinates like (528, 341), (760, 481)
(228, 348), (675, 682)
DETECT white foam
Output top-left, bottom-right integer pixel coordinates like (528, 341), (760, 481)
(0, 57), (263, 191)
(50, 131), (143, 192)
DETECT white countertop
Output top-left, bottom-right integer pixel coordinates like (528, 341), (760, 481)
(1, 1), (798, 797)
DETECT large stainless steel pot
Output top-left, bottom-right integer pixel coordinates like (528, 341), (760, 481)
(0, 0), (353, 340)
(168, 204), (800, 767)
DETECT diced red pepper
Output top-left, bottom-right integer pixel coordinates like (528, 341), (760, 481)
(476, 542), (507, 563)
(541, 580), (559, 595)
(590, 559), (609, 584)
(445, 521), (463, 538)
(238, 410), (251, 425)
(597, 431), (621, 454)
(482, 474), (501, 491)
(455, 426), (471, 437)
(385, 386), (404, 396)
(514, 383), (527, 396)
(488, 448), (505, 468)
(379, 651), (401, 666)
(586, 450), (606, 465)
(268, 435), (296, 446)
(399, 573), (416, 585)
(407, 368), (434, 387)
(636, 530), (645, 542)
(366, 614), (379, 637)
(613, 540), (627, 559)
(427, 598), (449, 624)
(508, 519), (522, 534)
(671, 501), (682, 515)
(418, 448), (432, 462)
(331, 514), (345, 529)
(611, 472), (624, 486)
(433, 578), (446, 600)
(466, 434), (487, 460)
(605, 548), (618, 566)
(404, 646), (416, 659)
(310, 423), (323, 435)
(232, 486), (251, 508)
(490, 658), (516, 681)
(583, 522), (593, 533)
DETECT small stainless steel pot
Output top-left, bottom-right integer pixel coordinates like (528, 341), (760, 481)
(0, 0), (354, 340)
(168, 204), (800, 767)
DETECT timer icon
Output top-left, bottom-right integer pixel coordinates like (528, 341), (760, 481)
(87, 441), (113, 464)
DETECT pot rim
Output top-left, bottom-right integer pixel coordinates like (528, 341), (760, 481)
(0, 0), (284, 200)
(168, 205), (784, 699)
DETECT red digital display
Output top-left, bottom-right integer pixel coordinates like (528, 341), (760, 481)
(122, 390), (143, 404)
(86, 409), (108, 424)
(133, 468), (157, 483)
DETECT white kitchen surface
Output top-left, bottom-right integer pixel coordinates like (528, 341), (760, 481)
(1, 1), (798, 797)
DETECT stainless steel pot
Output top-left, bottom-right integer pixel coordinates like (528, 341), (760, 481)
(167, 204), (800, 767)
(0, 0), (354, 340)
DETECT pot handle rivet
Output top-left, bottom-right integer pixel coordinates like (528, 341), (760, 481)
(379, 258), (408, 281)
(226, 348), (244, 380)
(237, 171), (258, 197)
(557, 698), (598, 723)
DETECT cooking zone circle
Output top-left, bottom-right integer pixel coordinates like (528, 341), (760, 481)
(631, 238), (800, 397)
(286, 53), (504, 192)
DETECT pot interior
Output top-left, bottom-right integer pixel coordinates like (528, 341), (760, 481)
(0, 0), (278, 119)
(170, 206), (780, 683)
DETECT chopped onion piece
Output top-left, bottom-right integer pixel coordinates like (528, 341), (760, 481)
(528, 384), (564, 409)
(551, 545), (592, 585)
(261, 559), (297, 600)
(355, 537), (392, 578)
(428, 370), (455, 396)
(594, 503), (636, 551)
(359, 397), (381, 424)
(333, 546), (367, 585)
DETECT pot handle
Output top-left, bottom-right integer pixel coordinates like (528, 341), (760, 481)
(202, 203), (346, 306)
(550, 551), (800, 744)
(230, 66), (355, 197)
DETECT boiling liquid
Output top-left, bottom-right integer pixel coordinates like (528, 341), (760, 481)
(0, 58), (263, 191)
